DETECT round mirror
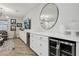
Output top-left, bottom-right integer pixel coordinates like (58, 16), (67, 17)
(40, 3), (59, 30)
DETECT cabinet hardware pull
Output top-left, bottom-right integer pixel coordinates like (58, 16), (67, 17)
(56, 45), (59, 49)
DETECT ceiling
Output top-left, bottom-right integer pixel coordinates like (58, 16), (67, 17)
(0, 3), (42, 17)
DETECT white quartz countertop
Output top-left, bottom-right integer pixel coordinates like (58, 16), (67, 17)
(24, 30), (79, 42)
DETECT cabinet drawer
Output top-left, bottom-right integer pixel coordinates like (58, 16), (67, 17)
(39, 36), (48, 42)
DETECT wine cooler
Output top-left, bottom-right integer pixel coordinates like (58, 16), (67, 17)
(49, 38), (59, 56)
(49, 37), (76, 56)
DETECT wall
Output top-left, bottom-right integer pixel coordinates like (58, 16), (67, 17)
(16, 17), (23, 38)
(25, 3), (79, 35)
(8, 16), (23, 38)
(0, 15), (23, 38)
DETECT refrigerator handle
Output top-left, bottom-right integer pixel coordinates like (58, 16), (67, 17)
(56, 42), (60, 56)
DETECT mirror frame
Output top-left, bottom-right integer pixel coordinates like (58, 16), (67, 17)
(40, 3), (59, 30)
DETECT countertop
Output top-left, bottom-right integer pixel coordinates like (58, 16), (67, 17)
(24, 30), (79, 43)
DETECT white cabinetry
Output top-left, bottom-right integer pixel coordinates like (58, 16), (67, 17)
(19, 30), (27, 44)
(30, 33), (48, 56)
(76, 42), (79, 56)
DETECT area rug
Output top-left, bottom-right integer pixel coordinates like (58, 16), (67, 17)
(0, 39), (15, 51)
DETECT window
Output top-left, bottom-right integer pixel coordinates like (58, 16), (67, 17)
(0, 20), (8, 30)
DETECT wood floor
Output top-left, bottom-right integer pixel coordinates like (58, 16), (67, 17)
(0, 39), (36, 56)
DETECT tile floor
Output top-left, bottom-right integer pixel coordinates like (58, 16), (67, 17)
(0, 39), (36, 56)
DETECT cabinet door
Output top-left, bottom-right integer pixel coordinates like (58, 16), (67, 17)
(30, 34), (35, 50)
(39, 36), (49, 56)
(76, 42), (79, 56)
(19, 31), (27, 44)
(23, 31), (27, 44)
(41, 41), (48, 56)
(22, 31), (27, 44)
(30, 34), (49, 56)
(33, 34), (40, 55)
(30, 34), (40, 54)
(19, 31), (23, 40)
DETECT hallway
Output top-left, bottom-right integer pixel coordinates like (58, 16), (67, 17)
(0, 39), (36, 56)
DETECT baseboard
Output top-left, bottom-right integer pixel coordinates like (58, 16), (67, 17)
(19, 37), (27, 45)
(29, 47), (38, 56)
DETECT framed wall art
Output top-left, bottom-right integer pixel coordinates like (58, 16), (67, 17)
(10, 25), (16, 31)
(17, 23), (22, 27)
(11, 19), (16, 24)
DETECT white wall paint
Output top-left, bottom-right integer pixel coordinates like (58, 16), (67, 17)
(0, 15), (23, 38)
(25, 3), (79, 34)
(16, 17), (23, 37)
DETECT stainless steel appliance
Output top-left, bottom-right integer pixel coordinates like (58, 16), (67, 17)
(49, 37), (76, 56)
(60, 40), (76, 56)
(49, 38), (59, 56)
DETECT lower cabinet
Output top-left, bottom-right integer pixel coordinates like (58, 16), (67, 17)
(30, 33), (48, 56)
(49, 37), (76, 56)
(40, 41), (48, 56)
(30, 33), (77, 56)
(19, 31), (27, 44)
